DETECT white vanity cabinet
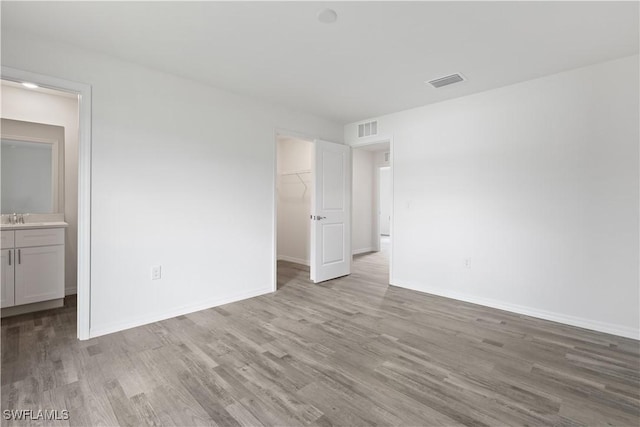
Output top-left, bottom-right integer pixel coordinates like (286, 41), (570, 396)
(1, 249), (15, 308)
(1, 227), (65, 310)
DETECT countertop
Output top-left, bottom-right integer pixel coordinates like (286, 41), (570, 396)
(0, 221), (68, 230)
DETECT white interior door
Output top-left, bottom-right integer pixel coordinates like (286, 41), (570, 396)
(310, 139), (351, 283)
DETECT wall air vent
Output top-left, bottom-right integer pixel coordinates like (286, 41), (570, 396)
(384, 152), (390, 162)
(428, 73), (465, 88)
(358, 120), (378, 138)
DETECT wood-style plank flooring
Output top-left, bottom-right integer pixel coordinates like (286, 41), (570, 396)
(2, 243), (639, 426)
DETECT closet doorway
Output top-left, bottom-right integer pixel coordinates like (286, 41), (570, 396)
(276, 135), (313, 274)
(275, 133), (352, 288)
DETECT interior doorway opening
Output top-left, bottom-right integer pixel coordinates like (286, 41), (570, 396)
(1, 67), (92, 340)
(274, 132), (353, 288)
(0, 79), (80, 320)
(378, 165), (392, 253)
(352, 140), (392, 283)
(275, 134), (313, 289)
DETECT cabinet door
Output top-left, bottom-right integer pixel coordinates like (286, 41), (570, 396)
(15, 245), (64, 305)
(1, 249), (15, 308)
(1, 231), (15, 249)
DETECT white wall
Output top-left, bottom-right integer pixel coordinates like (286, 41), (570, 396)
(277, 137), (312, 265)
(372, 149), (391, 249)
(352, 149), (375, 254)
(345, 55), (640, 339)
(2, 30), (343, 337)
(1, 85), (80, 295)
(379, 167), (391, 236)
(373, 150), (390, 168)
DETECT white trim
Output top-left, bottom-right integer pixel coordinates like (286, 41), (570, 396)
(349, 133), (393, 149)
(272, 129), (278, 293)
(65, 286), (77, 296)
(277, 255), (310, 266)
(274, 128), (316, 144)
(389, 136), (394, 283)
(352, 247), (374, 255)
(393, 279), (640, 340)
(2, 66), (92, 340)
(90, 287), (272, 338)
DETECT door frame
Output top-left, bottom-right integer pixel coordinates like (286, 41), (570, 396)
(350, 137), (394, 283)
(1, 66), (92, 340)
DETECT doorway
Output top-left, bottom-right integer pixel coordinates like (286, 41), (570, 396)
(275, 135), (313, 289)
(1, 67), (92, 340)
(352, 140), (392, 282)
(378, 165), (392, 254)
(274, 133), (352, 288)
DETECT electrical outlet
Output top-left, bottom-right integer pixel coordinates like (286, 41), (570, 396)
(464, 258), (471, 269)
(151, 265), (162, 280)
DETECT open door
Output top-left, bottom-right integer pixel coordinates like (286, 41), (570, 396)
(310, 139), (351, 283)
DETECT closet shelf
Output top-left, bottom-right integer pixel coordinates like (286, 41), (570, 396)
(279, 169), (311, 176)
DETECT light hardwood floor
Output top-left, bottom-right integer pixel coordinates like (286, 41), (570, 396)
(1, 248), (639, 426)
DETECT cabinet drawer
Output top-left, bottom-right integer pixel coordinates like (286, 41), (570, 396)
(15, 228), (64, 248)
(1, 231), (15, 250)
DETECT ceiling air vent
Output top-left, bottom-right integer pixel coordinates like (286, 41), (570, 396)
(358, 120), (378, 138)
(428, 73), (464, 88)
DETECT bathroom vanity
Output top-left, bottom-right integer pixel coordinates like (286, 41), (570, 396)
(1, 118), (69, 317)
(1, 221), (67, 316)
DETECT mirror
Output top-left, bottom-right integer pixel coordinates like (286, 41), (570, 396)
(1, 119), (65, 214)
(2, 139), (54, 213)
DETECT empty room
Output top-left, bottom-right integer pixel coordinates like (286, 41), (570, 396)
(1, 1), (638, 426)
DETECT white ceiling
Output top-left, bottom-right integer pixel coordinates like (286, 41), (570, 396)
(2, 1), (638, 124)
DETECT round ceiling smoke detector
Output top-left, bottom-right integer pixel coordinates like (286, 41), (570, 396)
(317, 8), (338, 24)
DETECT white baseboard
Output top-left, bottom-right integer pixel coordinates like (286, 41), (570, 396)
(392, 279), (639, 340)
(65, 286), (77, 296)
(353, 247), (375, 255)
(277, 255), (310, 266)
(89, 287), (273, 338)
